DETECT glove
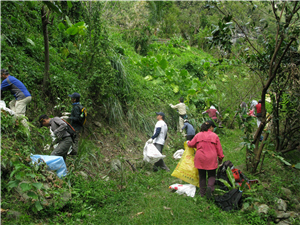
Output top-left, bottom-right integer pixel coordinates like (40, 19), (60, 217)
(147, 138), (153, 144)
(169, 104), (173, 107)
(62, 112), (71, 116)
(186, 141), (189, 145)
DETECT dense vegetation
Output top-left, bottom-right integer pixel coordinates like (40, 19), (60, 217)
(1, 1), (299, 224)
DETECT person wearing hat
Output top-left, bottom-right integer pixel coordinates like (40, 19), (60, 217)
(1, 69), (32, 126)
(39, 114), (73, 162)
(187, 120), (224, 199)
(181, 119), (195, 141)
(147, 112), (170, 172)
(68, 92), (84, 155)
(202, 105), (220, 122)
(169, 97), (187, 133)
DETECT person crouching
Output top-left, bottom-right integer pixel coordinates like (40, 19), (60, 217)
(39, 114), (73, 162)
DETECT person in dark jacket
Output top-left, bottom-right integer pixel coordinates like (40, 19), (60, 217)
(68, 92), (83, 155)
(181, 119), (195, 141)
(39, 114), (72, 162)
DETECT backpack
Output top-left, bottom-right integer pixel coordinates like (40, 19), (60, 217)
(231, 168), (251, 189)
(215, 189), (243, 211)
(76, 105), (87, 126)
(216, 160), (234, 191)
(60, 119), (77, 143)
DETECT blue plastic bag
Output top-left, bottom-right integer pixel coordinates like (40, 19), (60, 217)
(30, 155), (68, 178)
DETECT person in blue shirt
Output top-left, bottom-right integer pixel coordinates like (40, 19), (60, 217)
(1, 69), (32, 117)
(181, 119), (195, 141)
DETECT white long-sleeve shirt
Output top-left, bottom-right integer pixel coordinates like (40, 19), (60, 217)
(170, 102), (186, 115)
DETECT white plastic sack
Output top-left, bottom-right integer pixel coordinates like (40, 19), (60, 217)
(143, 142), (166, 164)
(0, 100), (15, 115)
(173, 149), (185, 160)
(30, 155), (68, 178)
(169, 183), (196, 198)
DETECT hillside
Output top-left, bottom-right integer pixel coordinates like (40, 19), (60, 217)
(1, 1), (300, 224)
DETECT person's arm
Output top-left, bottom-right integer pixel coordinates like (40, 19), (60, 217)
(52, 119), (68, 138)
(151, 127), (161, 139)
(216, 136), (224, 163)
(170, 103), (180, 109)
(69, 106), (81, 122)
(187, 134), (197, 148)
(1, 79), (10, 91)
(202, 111), (207, 114)
(181, 124), (187, 132)
(216, 111), (220, 115)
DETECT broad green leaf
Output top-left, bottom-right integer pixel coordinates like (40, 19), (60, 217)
(35, 201), (43, 211)
(74, 22), (84, 27)
(179, 69), (188, 78)
(159, 58), (168, 70)
(27, 191), (38, 199)
(32, 183), (43, 190)
(294, 163), (300, 169)
(173, 85), (179, 93)
(144, 75), (153, 81)
(7, 180), (20, 189)
(26, 173), (36, 178)
(66, 26), (78, 35)
(20, 183), (32, 192)
(58, 22), (66, 31)
(188, 89), (196, 95)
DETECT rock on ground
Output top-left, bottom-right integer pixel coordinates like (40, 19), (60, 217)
(281, 187), (292, 199)
(276, 211), (290, 219)
(277, 199), (287, 212)
(258, 204), (269, 214)
(277, 220), (292, 225)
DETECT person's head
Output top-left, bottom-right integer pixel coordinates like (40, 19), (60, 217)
(68, 92), (80, 103)
(155, 112), (165, 121)
(258, 100), (262, 103)
(200, 120), (216, 132)
(210, 105), (216, 110)
(179, 97), (184, 103)
(1, 69), (10, 80)
(39, 114), (51, 127)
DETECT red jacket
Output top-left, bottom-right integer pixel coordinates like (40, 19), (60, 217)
(188, 130), (224, 170)
(206, 109), (217, 120)
(256, 103), (261, 114)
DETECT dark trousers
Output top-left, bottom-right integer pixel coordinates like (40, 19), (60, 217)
(198, 169), (216, 197)
(70, 130), (81, 155)
(186, 135), (195, 141)
(51, 136), (73, 162)
(153, 143), (169, 171)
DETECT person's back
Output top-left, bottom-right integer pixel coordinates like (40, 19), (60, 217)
(153, 120), (168, 145)
(1, 75), (31, 100)
(256, 103), (262, 114)
(70, 103), (84, 131)
(207, 109), (217, 120)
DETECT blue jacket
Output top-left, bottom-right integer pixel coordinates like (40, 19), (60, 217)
(1, 76), (31, 100)
(182, 122), (195, 136)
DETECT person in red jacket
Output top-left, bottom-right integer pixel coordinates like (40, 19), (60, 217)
(187, 120), (224, 199)
(202, 106), (220, 122)
(255, 100), (262, 127)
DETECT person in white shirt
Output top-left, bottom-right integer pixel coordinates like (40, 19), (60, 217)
(169, 97), (187, 132)
(147, 112), (170, 172)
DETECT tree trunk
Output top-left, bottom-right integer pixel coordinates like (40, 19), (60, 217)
(41, 6), (50, 94)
